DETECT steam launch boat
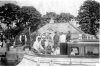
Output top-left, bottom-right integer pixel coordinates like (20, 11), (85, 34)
(16, 39), (99, 66)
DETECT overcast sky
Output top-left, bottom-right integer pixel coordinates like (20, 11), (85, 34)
(0, 0), (100, 17)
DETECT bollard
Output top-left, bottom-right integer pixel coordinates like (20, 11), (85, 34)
(37, 59), (40, 66)
(49, 60), (53, 66)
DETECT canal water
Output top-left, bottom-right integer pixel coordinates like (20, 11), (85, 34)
(0, 57), (19, 66)
(0, 50), (24, 66)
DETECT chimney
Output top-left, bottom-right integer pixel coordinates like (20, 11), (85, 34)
(49, 18), (54, 23)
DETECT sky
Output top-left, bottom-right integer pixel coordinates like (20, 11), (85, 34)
(0, 0), (100, 17)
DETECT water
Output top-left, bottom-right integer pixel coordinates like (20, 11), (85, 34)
(0, 57), (19, 66)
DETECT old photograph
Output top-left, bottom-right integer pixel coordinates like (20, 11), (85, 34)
(0, 0), (100, 66)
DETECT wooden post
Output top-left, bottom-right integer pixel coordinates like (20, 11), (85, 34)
(29, 26), (31, 50)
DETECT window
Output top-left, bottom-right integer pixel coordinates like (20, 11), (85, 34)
(85, 46), (99, 56)
(91, 37), (93, 39)
(88, 36), (90, 39)
(82, 35), (87, 39)
(70, 47), (79, 56)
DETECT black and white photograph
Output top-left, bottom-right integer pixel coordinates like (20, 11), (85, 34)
(0, 0), (100, 66)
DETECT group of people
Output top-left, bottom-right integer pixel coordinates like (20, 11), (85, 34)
(32, 31), (71, 55)
(32, 32), (59, 55)
(0, 32), (17, 51)
(0, 32), (27, 51)
(0, 37), (13, 51)
(0, 30), (72, 55)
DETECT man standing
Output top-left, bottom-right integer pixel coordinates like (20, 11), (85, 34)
(19, 33), (27, 46)
(53, 32), (59, 50)
(59, 32), (67, 55)
(59, 32), (66, 43)
(66, 31), (71, 42)
(6, 39), (10, 51)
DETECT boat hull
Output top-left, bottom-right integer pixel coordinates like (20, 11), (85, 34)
(16, 52), (99, 66)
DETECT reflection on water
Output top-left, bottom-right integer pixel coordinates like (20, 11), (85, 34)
(0, 57), (18, 66)
(0, 59), (18, 66)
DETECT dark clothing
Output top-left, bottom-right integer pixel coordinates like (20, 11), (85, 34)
(31, 34), (37, 47)
(6, 43), (10, 51)
(60, 43), (68, 55)
(11, 39), (15, 46)
(46, 45), (52, 54)
(66, 32), (71, 41)
(41, 40), (45, 49)
(53, 35), (59, 42)
(21, 35), (25, 41)
(53, 34), (59, 49)
(0, 35), (3, 41)
(22, 40), (25, 46)
(21, 35), (26, 46)
(31, 34), (37, 42)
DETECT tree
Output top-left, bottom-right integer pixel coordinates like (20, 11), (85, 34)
(0, 3), (42, 40)
(18, 6), (42, 32)
(39, 12), (57, 28)
(42, 12), (57, 23)
(77, 0), (100, 38)
(56, 13), (74, 23)
(44, 12), (57, 19)
(0, 3), (21, 39)
(41, 12), (74, 27)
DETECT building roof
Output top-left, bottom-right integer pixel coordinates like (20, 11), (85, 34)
(38, 22), (85, 35)
(37, 21), (96, 39)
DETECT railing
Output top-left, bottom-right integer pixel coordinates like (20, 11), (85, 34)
(21, 54), (97, 66)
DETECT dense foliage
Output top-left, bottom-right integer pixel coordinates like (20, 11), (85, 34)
(0, 3), (42, 39)
(77, 0), (100, 38)
(0, 3), (74, 40)
(40, 12), (74, 27)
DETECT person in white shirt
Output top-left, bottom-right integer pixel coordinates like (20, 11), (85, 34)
(33, 36), (44, 53)
(53, 47), (60, 55)
(59, 32), (66, 43)
(45, 39), (49, 48)
(70, 49), (75, 56)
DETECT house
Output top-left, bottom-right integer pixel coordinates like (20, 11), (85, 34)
(37, 19), (96, 40)
(70, 19), (80, 27)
